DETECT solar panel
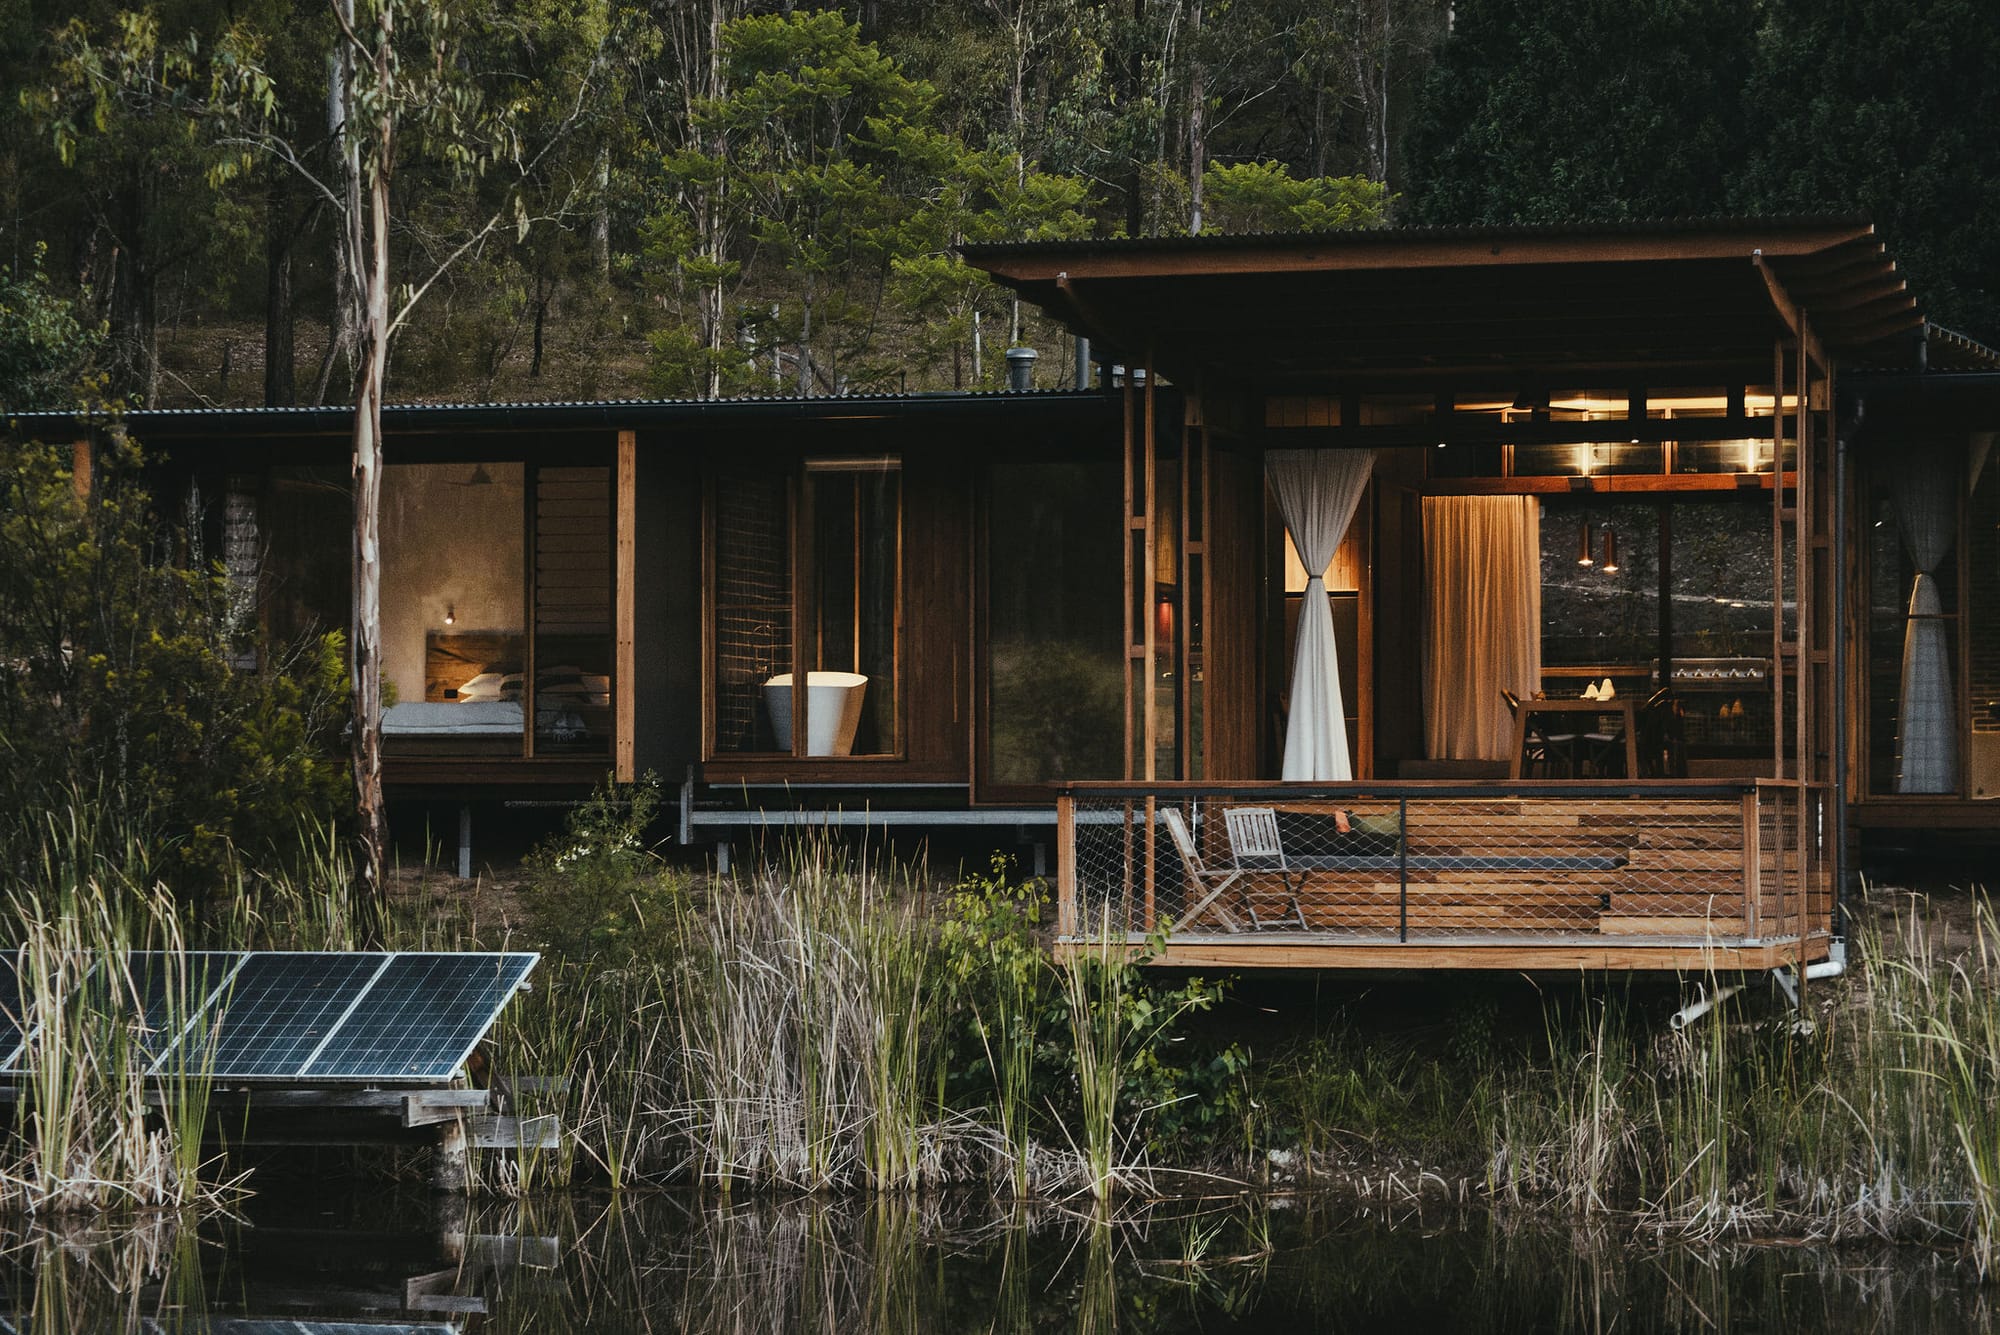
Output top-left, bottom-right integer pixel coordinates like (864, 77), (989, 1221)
(187, 953), (391, 1080)
(0, 950), (22, 1073)
(304, 953), (537, 1081)
(0, 951), (535, 1084)
(125, 951), (245, 1068)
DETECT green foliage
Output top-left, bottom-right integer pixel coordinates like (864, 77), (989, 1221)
(1199, 162), (1392, 234)
(0, 431), (348, 904)
(937, 862), (1247, 1181)
(1404, 0), (2000, 342)
(0, 245), (103, 411)
(1405, 0), (1755, 227)
(1734, 0), (2000, 341)
(520, 772), (687, 967)
(643, 10), (1095, 397)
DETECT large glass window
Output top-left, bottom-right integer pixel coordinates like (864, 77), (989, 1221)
(262, 466), (351, 649)
(1539, 499), (1660, 670)
(532, 465), (614, 757)
(985, 458), (1124, 786)
(376, 461), (613, 759)
(709, 457), (901, 759)
(1538, 495), (1788, 763)
(1970, 442), (1999, 798)
(711, 467), (791, 753)
(1669, 498), (1781, 761)
(806, 460), (900, 756)
(1867, 477), (1962, 795)
(379, 463), (529, 756)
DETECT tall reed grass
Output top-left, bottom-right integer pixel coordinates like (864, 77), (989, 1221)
(1470, 888), (2000, 1264)
(0, 866), (234, 1217)
(663, 839), (970, 1191)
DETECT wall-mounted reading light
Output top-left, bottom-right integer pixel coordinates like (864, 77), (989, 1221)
(444, 603), (456, 626)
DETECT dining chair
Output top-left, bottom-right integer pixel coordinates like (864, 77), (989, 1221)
(1502, 688), (1576, 778)
(1223, 806), (1308, 930)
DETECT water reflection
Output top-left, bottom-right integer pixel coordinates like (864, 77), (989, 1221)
(3, 1190), (1993, 1334)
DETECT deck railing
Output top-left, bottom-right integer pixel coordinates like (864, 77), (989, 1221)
(1054, 780), (1835, 960)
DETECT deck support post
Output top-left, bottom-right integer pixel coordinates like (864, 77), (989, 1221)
(432, 1115), (469, 1193)
(457, 802), (473, 880)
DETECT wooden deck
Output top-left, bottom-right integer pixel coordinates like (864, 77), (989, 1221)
(1055, 780), (1836, 972)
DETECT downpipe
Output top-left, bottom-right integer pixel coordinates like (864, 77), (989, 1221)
(1669, 982), (1746, 1030)
(1672, 942), (1846, 1031)
(1804, 938), (1849, 982)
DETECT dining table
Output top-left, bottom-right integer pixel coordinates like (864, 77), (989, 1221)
(1508, 695), (1640, 780)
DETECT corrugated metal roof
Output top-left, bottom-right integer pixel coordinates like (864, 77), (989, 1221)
(5, 387), (1121, 433)
(958, 213), (1878, 258)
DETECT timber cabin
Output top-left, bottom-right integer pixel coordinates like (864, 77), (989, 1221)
(13, 216), (2000, 973)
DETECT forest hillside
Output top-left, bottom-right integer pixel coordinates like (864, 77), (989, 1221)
(2, 0), (1994, 411)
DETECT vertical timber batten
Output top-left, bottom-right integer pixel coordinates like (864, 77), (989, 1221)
(1143, 351), (1159, 783)
(615, 429), (637, 781)
(1141, 353), (1159, 925)
(1123, 375), (1137, 780)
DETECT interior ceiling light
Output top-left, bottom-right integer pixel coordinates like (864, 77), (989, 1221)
(1577, 520), (1595, 566)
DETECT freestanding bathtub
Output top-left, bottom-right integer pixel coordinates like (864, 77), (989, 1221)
(763, 671), (869, 756)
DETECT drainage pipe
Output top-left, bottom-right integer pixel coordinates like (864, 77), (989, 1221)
(1669, 982), (1747, 1030)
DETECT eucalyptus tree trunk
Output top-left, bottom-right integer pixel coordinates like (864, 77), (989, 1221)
(1187, 0), (1203, 234)
(313, 35), (362, 405)
(346, 0), (393, 920)
(264, 174), (297, 405)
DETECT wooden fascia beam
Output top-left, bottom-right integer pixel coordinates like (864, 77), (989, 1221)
(1767, 234), (1885, 281)
(1793, 273), (1908, 316)
(1753, 254), (1827, 369)
(1841, 307), (1926, 350)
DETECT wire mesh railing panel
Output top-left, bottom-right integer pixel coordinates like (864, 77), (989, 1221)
(1754, 783), (1837, 941)
(1060, 785), (1826, 947)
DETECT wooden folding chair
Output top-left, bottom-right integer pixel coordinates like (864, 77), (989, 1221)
(1224, 806), (1309, 930)
(1157, 807), (1244, 932)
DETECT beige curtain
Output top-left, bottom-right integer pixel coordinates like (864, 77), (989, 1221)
(1423, 495), (1542, 760)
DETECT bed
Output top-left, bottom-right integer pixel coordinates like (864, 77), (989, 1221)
(381, 631), (611, 756)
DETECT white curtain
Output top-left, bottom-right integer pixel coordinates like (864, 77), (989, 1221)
(1422, 496), (1543, 761)
(1267, 448), (1375, 780)
(1895, 446), (1957, 793)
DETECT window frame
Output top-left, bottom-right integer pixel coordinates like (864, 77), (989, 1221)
(703, 452), (907, 765)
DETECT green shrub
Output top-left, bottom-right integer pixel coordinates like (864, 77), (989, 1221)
(0, 429), (348, 910)
(520, 773), (686, 966)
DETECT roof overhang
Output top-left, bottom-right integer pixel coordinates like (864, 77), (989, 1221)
(962, 217), (1977, 391)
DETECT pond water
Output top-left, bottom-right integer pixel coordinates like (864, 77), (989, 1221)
(5, 1186), (1993, 1333)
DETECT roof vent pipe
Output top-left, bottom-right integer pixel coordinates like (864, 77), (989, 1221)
(1074, 336), (1092, 390)
(1006, 346), (1038, 392)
